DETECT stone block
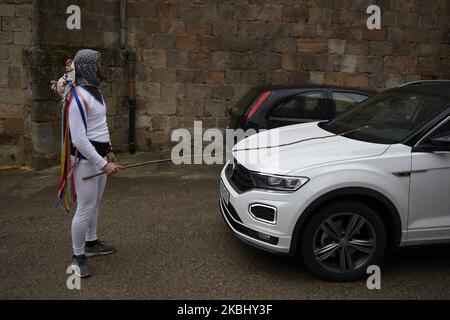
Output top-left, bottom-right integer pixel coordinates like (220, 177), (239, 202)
(188, 51), (210, 69)
(211, 86), (233, 100)
(239, 21), (265, 38)
(256, 54), (281, 70)
(384, 57), (418, 74)
(309, 72), (324, 84)
(234, 5), (258, 21)
(152, 34), (175, 49)
(328, 39), (346, 55)
(15, 4), (33, 18)
(1, 17), (31, 32)
(0, 103), (25, 119)
(257, 5), (282, 21)
(186, 22), (211, 35)
(340, 55), (358, 73)
(30, 122), (56, 154)
(281, 54), (300, 71)
(160, 83), (187, 99)
(199, 36), (221, 51)
(213, 21), (238, 36)
(0, 4), (14, 17)
(387, 27), (405, 42)
(391, 42), (411, 56)
(357, 56), (383, 73)
(297, 39), (327, 53)
(265, 22), (290, 38)
(186, 84), (211, 100)
(5, 118), (24, 135)
(208, 71), (224, 84)
(275, 38), (297, 53)
(418, 14), (438, 29)
(370, 41), (393, 56)
(161, 19), (185, 34)
(143, 49), (166, 68)
(397, 12), (419, 28)
(417, 58), (441, 75)
(156, 2), (179, 18)
(150, 68), (177, 83)
(166, 49), (188, 68)
(175, 34), (199, 49)
(410, 43), (433, 57)
(135, 115), (152, 129)
(219, 37), (252, 52)
(146, 98), (176, 115)
(146, 130), (169, 145)
(211, 51), (230, 71)
(404, 28), (429, 43)
(345, 40), (368, 55)
(0, 32), (13, 44)
(282, 6), (308, 22)
(177, 98), (203, 116)
(204, 99), (227, 117)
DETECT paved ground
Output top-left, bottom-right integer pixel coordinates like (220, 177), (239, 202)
(1, 152), (450, 299)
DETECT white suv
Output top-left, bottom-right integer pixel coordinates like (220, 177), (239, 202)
(219, 81), (450, 282)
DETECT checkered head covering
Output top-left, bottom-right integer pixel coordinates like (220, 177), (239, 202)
(73, 49), (102, 87)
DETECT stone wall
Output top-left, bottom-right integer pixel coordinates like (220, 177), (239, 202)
(128, 0), (449, 152)
(0, 0), (33, 166)
(0, 0), (449, 168)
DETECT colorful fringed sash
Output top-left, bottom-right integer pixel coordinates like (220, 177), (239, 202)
(56, 83), (89, 212)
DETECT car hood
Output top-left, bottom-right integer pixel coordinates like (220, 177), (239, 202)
(231, 122), (390, 175)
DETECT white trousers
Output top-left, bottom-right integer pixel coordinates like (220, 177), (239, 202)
(71, 157), (107, 256)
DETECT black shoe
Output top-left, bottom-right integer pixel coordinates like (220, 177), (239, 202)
(71, 254), (91, 278)
(85, 240), (116, 257)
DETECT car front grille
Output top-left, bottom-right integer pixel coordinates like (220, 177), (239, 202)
(226, 162), (254, 193)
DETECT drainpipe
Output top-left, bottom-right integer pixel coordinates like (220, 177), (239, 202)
(120, 0), (136, 153)
(127, 51), (136, 154)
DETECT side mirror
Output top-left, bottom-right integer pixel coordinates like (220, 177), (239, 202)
(413, 132), (450, 153)
(430, 133), (450, 147)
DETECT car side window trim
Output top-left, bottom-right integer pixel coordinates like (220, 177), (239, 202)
(330, 90), (371, 116)
(413, 114), (450, 149)
(268, 90), (327, 120)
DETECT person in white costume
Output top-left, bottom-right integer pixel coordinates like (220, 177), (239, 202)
(69, 49), (121, 278)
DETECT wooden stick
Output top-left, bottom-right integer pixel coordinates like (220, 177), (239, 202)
(82, 154), (204, 180)
(82, 126), (369, 180)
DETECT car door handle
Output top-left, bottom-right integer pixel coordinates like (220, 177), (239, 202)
(392, 170), (429, 177)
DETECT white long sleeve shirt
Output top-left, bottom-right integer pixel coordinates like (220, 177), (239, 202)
(69, 86), (110, 169)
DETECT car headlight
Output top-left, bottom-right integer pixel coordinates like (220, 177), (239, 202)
(249, 172), (309, 192)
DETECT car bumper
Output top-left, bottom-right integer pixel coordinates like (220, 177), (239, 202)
(219, 167), (302, 254)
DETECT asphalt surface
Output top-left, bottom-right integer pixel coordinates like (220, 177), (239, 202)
(1, 152), (450, 299)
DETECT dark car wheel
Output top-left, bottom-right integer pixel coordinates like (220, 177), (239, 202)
(301, 201), (387, 282)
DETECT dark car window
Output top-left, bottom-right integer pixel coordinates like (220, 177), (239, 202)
(323, 91), (450, 144)
(429, 118), (450, 138)
(332, 91), (370, 115)
(272, 91), (326, 120)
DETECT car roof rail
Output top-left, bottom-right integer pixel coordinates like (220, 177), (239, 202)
(399, 80), (450, 87)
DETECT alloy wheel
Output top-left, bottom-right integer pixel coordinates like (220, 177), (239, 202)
(312, 212), (376, 274)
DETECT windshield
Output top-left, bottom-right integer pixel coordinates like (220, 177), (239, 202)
(322, 91), (450, 144)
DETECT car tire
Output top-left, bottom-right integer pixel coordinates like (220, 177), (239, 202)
(300, 201), (387, 282)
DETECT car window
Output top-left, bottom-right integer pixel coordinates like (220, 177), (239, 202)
(332, 91), (370, 114)
(430, 118), (450, 138)
(323, 91), (450, 144)
(272, 91), (326, 119)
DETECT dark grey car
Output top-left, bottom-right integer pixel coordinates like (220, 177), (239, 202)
(229, 85), (373, 131)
